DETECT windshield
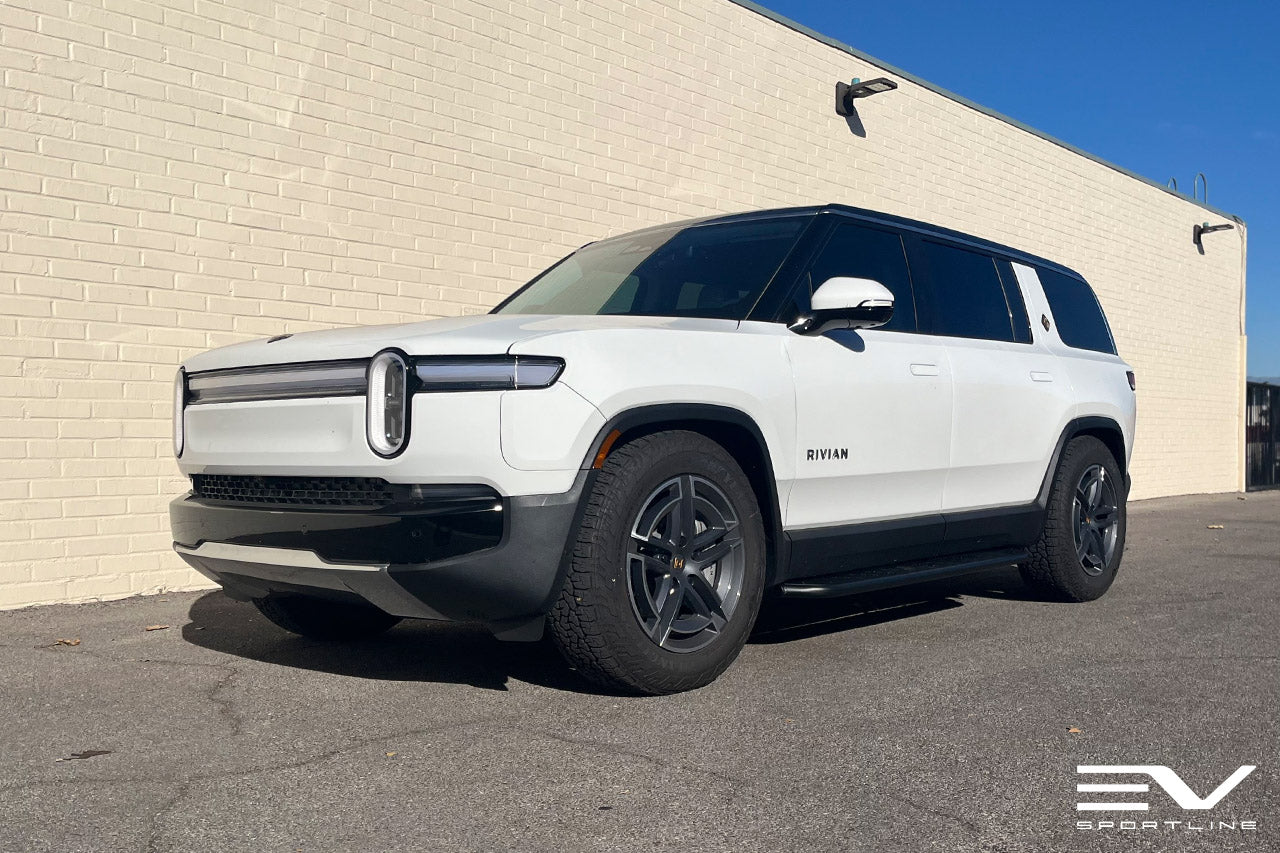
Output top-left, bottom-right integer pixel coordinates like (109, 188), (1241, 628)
(494, 217), (807, 320)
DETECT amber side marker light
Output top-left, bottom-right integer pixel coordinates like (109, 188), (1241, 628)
(593, 429), (622, 469)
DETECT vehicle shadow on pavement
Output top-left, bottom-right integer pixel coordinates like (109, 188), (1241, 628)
(181, 568), (1047, 690)
(180, 591), (610, 694)
(751, 565), (1045, 643)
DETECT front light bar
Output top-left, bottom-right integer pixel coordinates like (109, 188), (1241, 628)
(186, 360), (368, 405)
(413, 356), (564, 391)
(177, 354), (565, 460)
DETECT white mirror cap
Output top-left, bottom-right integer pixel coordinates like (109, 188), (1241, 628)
(811, 277), (895, 312)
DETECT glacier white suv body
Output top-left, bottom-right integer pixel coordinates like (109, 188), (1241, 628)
(171, 205), (1135, 694)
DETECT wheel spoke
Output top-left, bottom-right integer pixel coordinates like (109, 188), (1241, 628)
(1092, 504), (1116, 526)
(678, 475), (697, 545)
(1086, 526), (1106, 564)
(629, 551), (673, 577)
(1076, 530), (1091, 563)
(650, 573), (683, 646)
(1085, 471), (1102, 510)
(683, 571), (727, 630)
(690, 524), (727, 552)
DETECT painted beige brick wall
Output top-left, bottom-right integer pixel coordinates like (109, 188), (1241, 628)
(0, 0), (1247, 608)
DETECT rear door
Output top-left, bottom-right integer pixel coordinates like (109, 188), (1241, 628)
(783, 218), (953, 529)
(906, 237), (1074, 511)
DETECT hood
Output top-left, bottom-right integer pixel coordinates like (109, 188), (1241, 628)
(180, 314), (739, 372)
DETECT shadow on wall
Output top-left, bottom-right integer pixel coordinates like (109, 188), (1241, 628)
(180, 566), (1044, 691)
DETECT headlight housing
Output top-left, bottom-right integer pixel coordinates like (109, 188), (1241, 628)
(367, 352), (567, 458)
(173, 367), (186, 458)
(367, 351), (409, 457)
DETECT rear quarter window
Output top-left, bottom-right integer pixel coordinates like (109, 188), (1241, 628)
(1036, 268), (1117, 355)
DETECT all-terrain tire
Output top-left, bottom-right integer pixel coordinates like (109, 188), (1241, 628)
(1020, 435), (1126, 602)
(548, 430), (767, 695)
(253, 595), (402, 640)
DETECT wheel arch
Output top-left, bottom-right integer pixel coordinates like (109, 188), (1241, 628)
(581, 404), (787, 585)
(1037, 416), (1130, 509)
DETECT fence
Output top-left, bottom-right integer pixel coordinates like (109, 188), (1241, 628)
(1246, 382), (1279, 490)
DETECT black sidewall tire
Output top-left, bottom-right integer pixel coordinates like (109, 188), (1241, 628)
(549, 431), (767, 695)
(1023, 435), (1126, 602)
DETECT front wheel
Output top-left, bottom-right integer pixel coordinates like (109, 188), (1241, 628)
(548, 431), (767, 695)
(1020, 435), (1127, 601)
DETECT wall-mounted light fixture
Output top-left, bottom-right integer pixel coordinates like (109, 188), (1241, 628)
(1193, 221), (1234, 250)
(835, 77), (897, 116)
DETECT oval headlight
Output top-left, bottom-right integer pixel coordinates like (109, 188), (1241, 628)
(367, 351), (409, 457)
(173, 367), (186, 458)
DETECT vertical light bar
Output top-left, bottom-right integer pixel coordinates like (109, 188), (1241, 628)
(367, 351), (408, 457)
(173, 367), (186, 458)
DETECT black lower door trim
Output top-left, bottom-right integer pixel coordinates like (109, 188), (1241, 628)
(780, 547), (1028, 598)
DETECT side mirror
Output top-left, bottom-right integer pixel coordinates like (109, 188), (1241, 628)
(788, 277), (895, 335)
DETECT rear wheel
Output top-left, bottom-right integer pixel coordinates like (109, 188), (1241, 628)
(253, 595), (402, 640)
(1020, 436), (1126, 601)
(548, 430), (767, 694)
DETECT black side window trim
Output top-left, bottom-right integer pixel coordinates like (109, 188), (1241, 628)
(995, 258), (1034, 344)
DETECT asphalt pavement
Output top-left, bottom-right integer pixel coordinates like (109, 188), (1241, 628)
(1, 491), (1276, 853)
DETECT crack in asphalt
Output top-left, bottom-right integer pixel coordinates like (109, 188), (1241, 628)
(1, 712), (519, 799)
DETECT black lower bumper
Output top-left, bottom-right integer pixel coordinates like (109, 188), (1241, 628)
(170, 472), (591, 636)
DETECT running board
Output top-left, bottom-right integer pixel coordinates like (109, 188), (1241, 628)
(779, 547), (1029, 598)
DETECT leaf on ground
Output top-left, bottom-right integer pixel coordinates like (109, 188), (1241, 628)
(54, 638), (81, 646)
(385, 752), (396, 758)
(1067, 727), (1082, 733)
(1207, 524), (1224, 530)
(144, 625), (170, 632)
(55, 750), (113, 762)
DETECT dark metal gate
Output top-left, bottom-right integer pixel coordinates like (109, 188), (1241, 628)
(1246, 382), (1279, 490)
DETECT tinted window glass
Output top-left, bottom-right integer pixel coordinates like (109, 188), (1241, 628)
(793, 221), (916, 332)
(996, 259), (1033, 343)
(495, 218), (805, 320)
(913, 241), (1015, 341)
(1037, 267), (1117, 354)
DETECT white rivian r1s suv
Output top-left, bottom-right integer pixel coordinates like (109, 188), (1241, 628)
(171, 204), (1136, 694)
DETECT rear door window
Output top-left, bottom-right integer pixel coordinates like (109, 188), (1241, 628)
(1036, 267), (1117, 354)
(910, 240), (1017, 342)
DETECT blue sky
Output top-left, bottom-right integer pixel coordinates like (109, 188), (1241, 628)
(756, 0), (1280, 377)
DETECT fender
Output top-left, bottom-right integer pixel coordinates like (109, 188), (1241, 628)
(579, 403), (789, 584)
(1036, 416), (1130, 511)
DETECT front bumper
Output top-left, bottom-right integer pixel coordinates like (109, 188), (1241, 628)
(170, 471), (591, 637)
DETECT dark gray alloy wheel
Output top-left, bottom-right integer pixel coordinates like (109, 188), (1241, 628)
(627, 474), (747, 653)
(1020, 435), (1126, 602)
(253, 594), (402, 641)
(1073, 463), (1120, 576)
(548, 430), (766, 695)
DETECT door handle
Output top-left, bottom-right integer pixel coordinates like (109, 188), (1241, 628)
(910, 363), (940, 377)
(1030, 371), (1054, 383)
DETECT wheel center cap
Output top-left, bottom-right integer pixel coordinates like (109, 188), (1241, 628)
(672, 556), (685, 570)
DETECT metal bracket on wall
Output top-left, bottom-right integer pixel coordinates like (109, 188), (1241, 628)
(1193, 221), (1234, 251)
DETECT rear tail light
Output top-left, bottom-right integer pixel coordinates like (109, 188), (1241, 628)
(1126, 370), (1136, 391)
(367, 351), (409, 457)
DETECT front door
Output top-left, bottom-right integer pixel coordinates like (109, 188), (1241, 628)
(782, 219), (953, 530)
